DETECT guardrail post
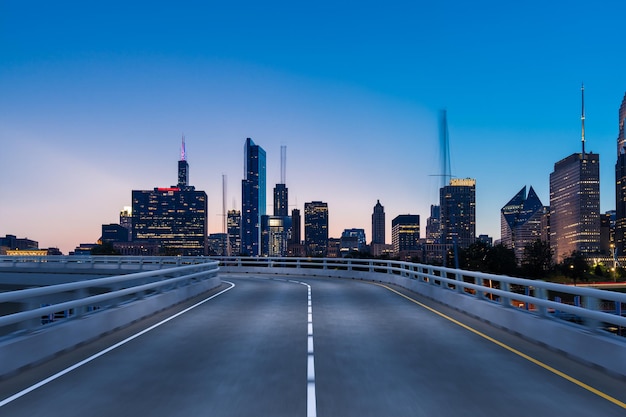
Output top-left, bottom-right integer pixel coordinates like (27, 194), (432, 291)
(323, 259), (328, 270)
(455, 271), (463, 293)
(75, 288), (89, 317)
(583, 295), (600, 331)
(535, 286), (547, 317)
(476, 276), (484, 299)
(500, 281), (511, 308)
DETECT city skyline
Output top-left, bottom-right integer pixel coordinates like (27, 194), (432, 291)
(2, 2), (626, 254)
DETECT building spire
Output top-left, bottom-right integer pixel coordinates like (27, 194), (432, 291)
(581, 83), (586, 157)
(181, 134), (186, 161)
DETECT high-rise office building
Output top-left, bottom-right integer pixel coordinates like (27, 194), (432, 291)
(391, 215), (420, 255)
(178, 136), (189, 188)
(550, 152), (600, 262)
(305, 201), (328, 256)
(440, 178), (476, 249)
(290, 208), (301, 245)
(500, 186), (548, 264)
(371, 200), (385, 245)
(615, 93), (626, 256)
(131, 140), (208, 256)
(241, 138), (266, 256)
(340, 228), (367, 255)
(261, 215), (292, 256)
(425, 205), (441, 244)
(288, 208), (305, 257)
(227, 209), (241, 256)
(208, 233), (227, 256)
(273, 184), (288, 217)
(119, 206), (132, 241)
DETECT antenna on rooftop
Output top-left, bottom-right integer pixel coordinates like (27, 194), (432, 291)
(439, 109), (452, 187)
(581, 84), (586, 157)
(280, 145), (287, 184)
(181, 134), (186, 161)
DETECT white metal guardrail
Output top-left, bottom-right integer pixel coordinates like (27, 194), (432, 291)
(0, 255), (210, 270)
(212, 256), (626, 337)
(0, 256), (219, 337)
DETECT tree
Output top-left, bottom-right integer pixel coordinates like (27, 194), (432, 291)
(521, 240), (553, 279)
(560, 251), (589, 283)
(486, 244), (518, 276)
(90, 241), (120, 255)
(458, 241), (517, 275)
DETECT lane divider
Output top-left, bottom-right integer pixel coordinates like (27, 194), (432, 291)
(0, 281), (236, 408)
(374, 282), (626, 410)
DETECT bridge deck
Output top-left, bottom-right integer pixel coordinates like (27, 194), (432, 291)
(1, 274), (626, 416)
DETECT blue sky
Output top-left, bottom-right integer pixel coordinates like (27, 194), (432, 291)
(2, 1), (626, 254)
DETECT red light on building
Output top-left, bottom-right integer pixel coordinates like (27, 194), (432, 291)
(157, 187), (180, 192)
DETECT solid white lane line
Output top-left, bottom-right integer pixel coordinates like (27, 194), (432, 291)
(299, 281), (317, 417)
(307, 382), (317, 417)
(0, 281), (236, 408)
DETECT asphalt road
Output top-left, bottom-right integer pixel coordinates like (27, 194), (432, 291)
(1, 274), (626, 417)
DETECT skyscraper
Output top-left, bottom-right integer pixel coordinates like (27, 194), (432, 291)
(371, 200), (385, 245)
(304, 201), (328, 256)
(178, 136), (189, 188)
(227, 209), (241, 256)
(290, 208), (301, 245)
(440, 178), (476, 249)
(273, 184), (288, 217)
(132, 140), (207, 256)
(550, 86), (600, 263)
(391, 215), (420, 255)
(550, 152), (600, 262)
(425, 205), (441, 244)
(288, 208), (305, 257)
(261, 215), (292, 256)
(241, 138), (266, 256)
(340, 228), (367, 255)
(615, 93), (626, 256)
(500, 186), (548, 264)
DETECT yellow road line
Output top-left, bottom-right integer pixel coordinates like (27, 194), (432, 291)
(374, 283), (626, 410)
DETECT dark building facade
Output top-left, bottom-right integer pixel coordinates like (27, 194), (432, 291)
(273, 184), (288, 217)
(391, 215), (420, 254)
(305, 201), (328, 256)
(101, 224), (131, 243)
(440, 178), (476, 249)
(500, 186), (548, 264)
(0, 234), (38, 251)
(371, 200), (385, 245)
(227, 209), (241, 256)
(241, 138), (266, 256)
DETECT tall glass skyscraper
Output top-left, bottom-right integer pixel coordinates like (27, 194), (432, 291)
(440, 178), (476, 249)
(241, 138), (266, 256)
(304, 201), (328, 256)
(550, 152), (600, 262)
(371, 200), (385, 245)
(227, 209), (241, 256)
(500, 185), (547, 264)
